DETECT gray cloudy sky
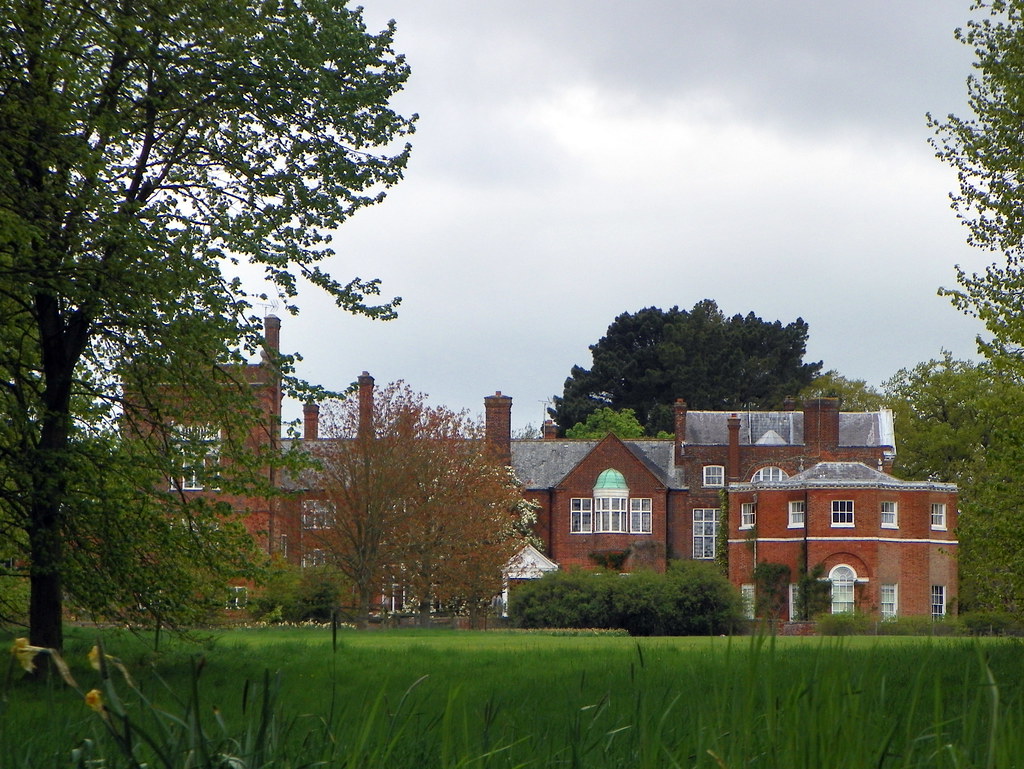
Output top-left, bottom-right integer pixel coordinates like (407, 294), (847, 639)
(273, 1), (994, 432)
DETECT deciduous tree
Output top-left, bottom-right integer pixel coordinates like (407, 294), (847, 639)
(884, 355), (1024, 614)
(309, 383), (530, 627)
(799, 371), (886, 412)
(552, 301), (820, 435)
(564, 407), (647, 439)
(930, 1), (1024, 371)
(0, 0), (414, 650)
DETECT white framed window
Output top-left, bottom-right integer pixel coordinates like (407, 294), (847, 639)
(880, 584), (898, 620)
(595, 497), (627, 533)
(227, 586), (248, 610)
(788, 500), (805, 528)
(302, 499), (335, 530)
(881, 501), (898, 528)
(931, 585), (946, 618)
(629, 498), (652, 534)
(740, 502), (756, 529)
(789, 583), (801, 621)
(703, 465), (725, 488)
(276, 535), (288, 558)
(930, 503), (947, 530)
(302, 548), (326, 568)
(831, 500), (854, 527)
(170, 424), (220, 491)
(741, 584), (755, 619)
(830, 564), (856, 614)
(570, 498), (593, 533)
(693, 509), (719, 559)
(751, 466), (788, 483)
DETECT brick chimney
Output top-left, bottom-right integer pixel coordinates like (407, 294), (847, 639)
(542, 420), (559, 440)
(484, 391), (513, 465)
(673, 399), (688, 455)
(262, 315), (281, 357)
(357, 372), (374, 439)
(803, 397), (840, 454)
(303, 402), (320, 440)
(727, 414), (741, 481)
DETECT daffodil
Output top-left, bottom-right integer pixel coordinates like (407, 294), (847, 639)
(88, 644), (134, 687)
(84, 689), (104, 713)
(11, 637), (46, 673)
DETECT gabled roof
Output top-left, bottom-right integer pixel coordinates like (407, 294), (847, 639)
(731, 461), (956, 492)
(504, 544), (559, 579)
(683, 410), (895, 448)
(511, 438), (685, 491)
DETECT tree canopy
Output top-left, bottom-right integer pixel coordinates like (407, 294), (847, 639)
(564, 407), (647, 439)
(552, 301), (821, 435)
(930, 1), (1024, 370)
(799, 370), (886, 412)
(0, 0), (414, 650)
(884, 355), (1024, 615)
(308, 382), (534, 627)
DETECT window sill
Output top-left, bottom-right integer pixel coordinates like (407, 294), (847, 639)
(787, 523), (805, 529)
(831, 523), (855, 528)
(931, 525), (947, 531)
(881, 523), (899, 530)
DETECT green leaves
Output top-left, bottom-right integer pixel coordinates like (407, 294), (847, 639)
(552, 301), (821, 435)
(0, 0), (414, 645)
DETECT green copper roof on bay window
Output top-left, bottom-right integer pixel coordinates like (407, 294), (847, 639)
(594, 468), (628, 491)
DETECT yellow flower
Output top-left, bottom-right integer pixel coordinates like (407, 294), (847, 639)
(88, 645), (100, 670)
(11, 637), (46, 673)
(84, 689), (104, 713)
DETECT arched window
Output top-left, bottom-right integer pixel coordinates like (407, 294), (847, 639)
(593, 468), (628, 533)
(829, 565), (856, 614)
(751, 466), (788, 483)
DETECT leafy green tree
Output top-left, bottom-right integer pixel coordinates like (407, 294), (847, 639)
(552, 301), (821, 435)
(930, 2), (1024, 373)
(799, 371), (885, 411)
(884, 355), (1024, 615)
(564, 407), (647, 439)
(0, 0), (414, 651)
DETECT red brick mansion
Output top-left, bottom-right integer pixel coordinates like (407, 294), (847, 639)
(481, 394), (957, 621)
(199, 317), (958, 621)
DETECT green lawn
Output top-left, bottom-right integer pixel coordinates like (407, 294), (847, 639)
(3, 626), (1023, 768)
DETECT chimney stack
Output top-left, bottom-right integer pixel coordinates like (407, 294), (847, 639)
(262, 315), (281, 357)
(727, 413), (741, 481)
(303, 402), (320, 441)
(484, 391), (513, 465)
(357, 372), (374, 439)
(803, 398), (840, 455)
(542, 420), (559, 440)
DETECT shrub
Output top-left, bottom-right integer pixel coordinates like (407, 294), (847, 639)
(960, 610), (1022, 636)
(509, 561), (742, 636)
(249, 562), (350, 623)
(815, 612), (871, 636)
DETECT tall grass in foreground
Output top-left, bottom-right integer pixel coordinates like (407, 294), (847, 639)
(3, 629), (1024, 768)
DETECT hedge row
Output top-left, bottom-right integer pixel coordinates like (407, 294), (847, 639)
(508, 561), (742, 636)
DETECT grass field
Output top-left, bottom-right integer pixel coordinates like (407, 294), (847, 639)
(3, 626), (1024, 768)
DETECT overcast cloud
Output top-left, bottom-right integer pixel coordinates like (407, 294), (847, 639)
(269, 1), (994, 432)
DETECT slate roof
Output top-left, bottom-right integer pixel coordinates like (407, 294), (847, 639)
(683, 410), (894, 448)
(511, 439), (685, 491)
(731, 461), (956, 492)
